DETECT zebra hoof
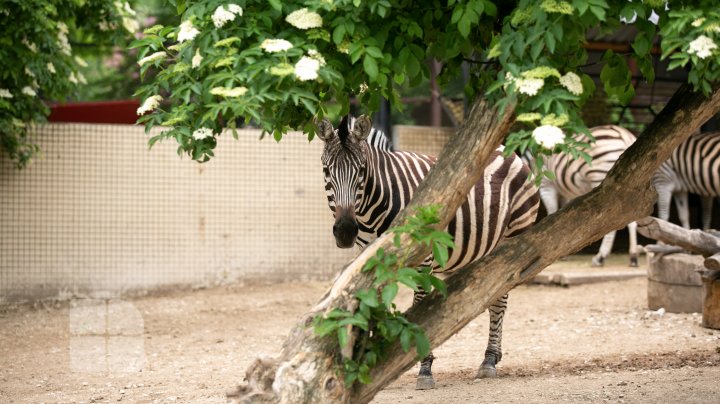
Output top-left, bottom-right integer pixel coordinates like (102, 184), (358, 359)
(591, 256), (605, 267)
(475, 365), (497, 379)
(630, 256), (639, 267)
(415, 375), (435, 390)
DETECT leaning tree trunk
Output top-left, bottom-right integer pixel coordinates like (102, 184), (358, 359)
(230, 83), (720, 404)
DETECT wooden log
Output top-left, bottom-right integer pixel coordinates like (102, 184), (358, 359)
(636, 217), (720, 257)
(704, 252), (720, 271)
(643, 244), (686, 255)
(701, 270), (720, 330)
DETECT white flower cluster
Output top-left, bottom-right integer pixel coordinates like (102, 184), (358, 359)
(307, 49), (326, 66)
(517, 78), (544, 96)
(57, 22), (72, 56)
(21, 87), (36, 97)
(138, 51), (167, 67)
(137, 95), (163, 115)
(213, 4), (243, 28)
(192, 49), (203, 68)
(688, 35), (718, 59)
(504, 72), (544, 96)
(210, 86), (248, 97)
(22, 38), (37, 53)
(532, 125), (565, 149)
(178, 20), (200, 43)
(192, 128), (214, 140)
(260, 39), (293, 53)
(75, 56), (88, 68)
(295, 56), (320, 81)
(114, 0), (139, 33)
(47, 63), (56, 74)
(286, 8), (323, 30)
(0, 88), (13, 98)
(559, 72), (583, 95)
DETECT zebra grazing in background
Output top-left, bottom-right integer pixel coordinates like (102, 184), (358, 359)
(315, 114), (540, 390)
(537, 125), (639, 267)
(654, 131), (720, 230)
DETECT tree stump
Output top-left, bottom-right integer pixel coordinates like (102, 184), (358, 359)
(701, 270), (720, 329)
(647, 253), (705, 313)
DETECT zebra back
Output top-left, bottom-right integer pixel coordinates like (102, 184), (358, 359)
(546, 125), (636, 200)
(354, 129), (540, 272)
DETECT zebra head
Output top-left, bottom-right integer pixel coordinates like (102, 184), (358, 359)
(315, 114), (373, 248)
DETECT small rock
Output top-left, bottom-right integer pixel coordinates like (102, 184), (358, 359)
(617, 381), (627, 386)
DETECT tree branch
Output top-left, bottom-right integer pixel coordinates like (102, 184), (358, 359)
(636, 216), (720, 257)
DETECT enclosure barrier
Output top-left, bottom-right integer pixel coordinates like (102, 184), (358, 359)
(0, 124), (454, 303)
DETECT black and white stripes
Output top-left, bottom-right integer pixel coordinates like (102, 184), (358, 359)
(315, 114), (539, 388)
(654, 131), (720, 230)
(538, 125), (639, 266)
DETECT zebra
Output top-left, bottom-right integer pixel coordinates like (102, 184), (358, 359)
(535, 125), (639, 267)
(315, 114), (540, 390)
(654, 131), (720, 230)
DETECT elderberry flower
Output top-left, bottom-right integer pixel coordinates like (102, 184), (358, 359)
(137, 95), (162, 115)
(286, 8), (323, 29)
(688, 35), (718, 59)
(532, 125), (565, 149)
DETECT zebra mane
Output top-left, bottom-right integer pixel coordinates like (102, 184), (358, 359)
(337, 115), (350, 144)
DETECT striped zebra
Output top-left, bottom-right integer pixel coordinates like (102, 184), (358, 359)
(536, 125), (639, 267)
(315, 114), (540, 389)
(654, 131), (720, 230)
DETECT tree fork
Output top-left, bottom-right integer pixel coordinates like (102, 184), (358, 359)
(231, 83), (720, 404)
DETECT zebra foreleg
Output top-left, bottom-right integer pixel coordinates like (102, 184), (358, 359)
(412, 287), (437, 390)
(476, 294), (507, 379)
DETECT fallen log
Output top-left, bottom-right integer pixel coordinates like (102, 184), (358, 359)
(704, 252), (720, 271)
(636, 217), (720, 257)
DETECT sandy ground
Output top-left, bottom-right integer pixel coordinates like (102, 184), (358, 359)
(1, 255), (719, 403)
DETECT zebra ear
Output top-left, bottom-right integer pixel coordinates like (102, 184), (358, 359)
(349, 114), (372, 143)
(314, 117), (335, 142)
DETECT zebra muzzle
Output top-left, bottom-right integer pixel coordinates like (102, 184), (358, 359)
(333, 212), (358, 248)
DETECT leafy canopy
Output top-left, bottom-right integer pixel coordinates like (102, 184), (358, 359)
(0, 0), (137, 167)
(135, 0), (720, 167)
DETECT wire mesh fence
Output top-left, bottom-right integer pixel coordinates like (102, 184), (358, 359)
(0, 123), (454, 303)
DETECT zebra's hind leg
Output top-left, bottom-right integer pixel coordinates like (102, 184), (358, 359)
(476, 294), (507, 380)
(413, 287), (436, 390)
(591, 231), (617, 267)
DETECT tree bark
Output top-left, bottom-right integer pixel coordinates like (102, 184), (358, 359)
(231, 83), (720, 404)
(704, 253), (720, 271)
(636, 216), (720, 257)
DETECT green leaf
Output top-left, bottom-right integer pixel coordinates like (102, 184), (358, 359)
(356, 288), (379, 307)
(428, 275), (447, 297)
(364, 55), (379, 79)
(337, 326), (349, 347)
(332, 24), (345, 44)
(365, 46), (383, 59)
(432, 242), (449, 268)
(414, 331), (431, 359)
(381, 283), (399, 307)
(632, 33), (651, 57)
(268, 0), (282, 11)
(400, 328), (412, 352)
(314, 319), (339, 336)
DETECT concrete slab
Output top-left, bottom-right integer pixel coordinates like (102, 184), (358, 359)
(530, 254), (646, 286)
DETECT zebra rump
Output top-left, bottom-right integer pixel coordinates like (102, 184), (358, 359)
(654, 131), (720, 230)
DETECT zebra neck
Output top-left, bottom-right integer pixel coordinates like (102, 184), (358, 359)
(356, 148), (433, 241)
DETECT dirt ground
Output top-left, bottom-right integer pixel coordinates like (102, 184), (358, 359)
(1, 255), (719, 403)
